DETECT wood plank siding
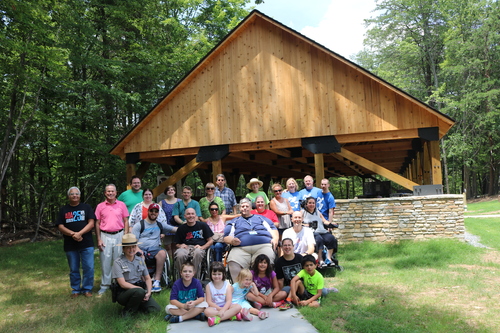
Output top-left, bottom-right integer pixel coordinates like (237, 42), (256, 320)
(115, 14), (452, 156)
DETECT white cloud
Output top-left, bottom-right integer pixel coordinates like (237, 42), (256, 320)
(257, 0), (377, 60)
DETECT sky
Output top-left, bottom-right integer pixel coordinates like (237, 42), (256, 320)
(254, 0), (378, 60)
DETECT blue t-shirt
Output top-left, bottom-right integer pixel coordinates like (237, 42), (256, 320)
(319, 192), (336, 220)
(298, 187), (323, 209)
(170, 278), (204, 303)
(282, 191), (301, 211)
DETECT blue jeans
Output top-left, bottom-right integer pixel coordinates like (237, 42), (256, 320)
(211, 242), (226, 262)
(65, 247), (94, 293)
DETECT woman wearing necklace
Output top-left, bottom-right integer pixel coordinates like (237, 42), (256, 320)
(206, 202), (239, 262)
(199, 183), (225, 222)
(129, 188), (167, 228)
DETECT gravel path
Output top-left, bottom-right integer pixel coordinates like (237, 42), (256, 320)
(463, 214), (499, 248)
(463, 231), (490, 248)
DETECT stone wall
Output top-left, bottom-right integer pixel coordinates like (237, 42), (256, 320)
(331, 195), (465, 244)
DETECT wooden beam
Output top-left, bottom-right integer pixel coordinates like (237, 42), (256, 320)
(330, 153), (365, 176)
(230, 139), (301, 152)
(335, 129), (420, 144)
(314, 154), (324, 186)
(212, 160), (222, 182)
(344, 141), (413, 154)
(152, 157), (204, 197)
(429, 140), (442, 185)
(335, 148), (418, 190)
(267, 149), (291, 158)
(139, 147), (199, 159)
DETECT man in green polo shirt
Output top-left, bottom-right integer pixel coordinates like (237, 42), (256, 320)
(118, 175), (143, 214)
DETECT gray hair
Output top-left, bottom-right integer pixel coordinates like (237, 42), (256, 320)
(254, 195), (265, 202)
(239, 198), (252, 206)
(216, 174), (226, 180)
(67, 186), (80, 196)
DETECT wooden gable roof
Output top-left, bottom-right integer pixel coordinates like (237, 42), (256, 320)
(110, 10), (454, 188)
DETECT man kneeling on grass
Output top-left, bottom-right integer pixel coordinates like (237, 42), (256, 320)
(165, 261), (208, 324)
(289, 255), (323, 308)
(112, 234), (161, 316)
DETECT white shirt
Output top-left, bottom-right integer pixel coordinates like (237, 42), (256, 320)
(282, 226), (316, 254)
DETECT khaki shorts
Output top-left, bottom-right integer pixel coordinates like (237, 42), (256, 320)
(165, 301), (208, 313)
(227, 244), (275, 269)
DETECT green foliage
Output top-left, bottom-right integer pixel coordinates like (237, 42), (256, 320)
(354, 0), (500, 197)
(0, 0), (252, 227)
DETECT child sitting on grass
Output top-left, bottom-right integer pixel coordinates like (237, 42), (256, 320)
(289, 254), (324, 308)
(204, 262), (243, 327)
(248, 254), (287, 309)
(165, 261), (208, 323)
(232, 268), (269, 320)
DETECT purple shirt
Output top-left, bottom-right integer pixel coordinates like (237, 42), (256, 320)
(251, 270), (276, 293)
(170, 278), (204, 303)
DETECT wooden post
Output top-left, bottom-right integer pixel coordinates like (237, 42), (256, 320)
(429, 140), (442, 185)
(212, 160), (222, 183)
(126, 164), (136, 190)
(423, 143), (431, 185)
(314, 153), (324, 187)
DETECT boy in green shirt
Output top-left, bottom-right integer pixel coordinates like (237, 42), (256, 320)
(289, 254), (323, 308)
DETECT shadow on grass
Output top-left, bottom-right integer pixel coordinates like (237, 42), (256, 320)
(302, 282), (491, 333)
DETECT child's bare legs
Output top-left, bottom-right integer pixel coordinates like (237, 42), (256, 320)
(272, 290), (287, 302)
(291, 280), (305, 305)
(204, 304), (241, 321)
(249, 307), (269, 319)
(246, 292), (266, 304)
(169, 306), (204, 320)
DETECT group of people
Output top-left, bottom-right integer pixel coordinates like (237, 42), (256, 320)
(55, 173), (339, 320)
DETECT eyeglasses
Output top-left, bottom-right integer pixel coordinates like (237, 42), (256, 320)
(274, 189), (282, 192)
(206, 187), (215, 190)
(210, 208), (218, 211)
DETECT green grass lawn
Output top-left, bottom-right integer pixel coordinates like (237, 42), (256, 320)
(1, 200), (499, 333)
(465, 199), (500, 215)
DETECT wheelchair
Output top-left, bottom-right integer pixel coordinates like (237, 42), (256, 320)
(142, 248), (171, 289)
(309, 221), (344, 273)
(171, 246), (213, 285)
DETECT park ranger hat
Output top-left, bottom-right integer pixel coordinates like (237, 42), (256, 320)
(116, 233), (142, 247)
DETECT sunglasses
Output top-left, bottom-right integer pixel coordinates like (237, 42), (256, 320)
(149, 209), (159, 213)
(206, 187), (215, 190)
(210, 208), (218, 211)
(274, 189), (282, 192)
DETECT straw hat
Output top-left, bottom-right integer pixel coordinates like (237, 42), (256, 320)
(246, 178), (263, 190)
(116, 233), (141, 247)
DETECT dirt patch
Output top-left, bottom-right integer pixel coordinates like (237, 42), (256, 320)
(467, 195), (499, 204)
(481, 251), (500, 264)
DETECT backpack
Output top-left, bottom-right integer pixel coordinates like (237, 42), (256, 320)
(139, 219), (164, 235)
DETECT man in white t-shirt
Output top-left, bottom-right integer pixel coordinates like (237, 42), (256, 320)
(282, 211), (316, 257)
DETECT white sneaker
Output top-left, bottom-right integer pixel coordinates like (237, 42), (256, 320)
(152, 280), (161, 293)
(97, 287), (108, 296)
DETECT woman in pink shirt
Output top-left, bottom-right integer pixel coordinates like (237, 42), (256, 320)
(206, 202), (239, 262)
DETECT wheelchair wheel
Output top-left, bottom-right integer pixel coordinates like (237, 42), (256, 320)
(161, 252), (170, 287)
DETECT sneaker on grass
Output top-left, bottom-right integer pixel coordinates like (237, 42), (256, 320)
(152, 280), (161, 293)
